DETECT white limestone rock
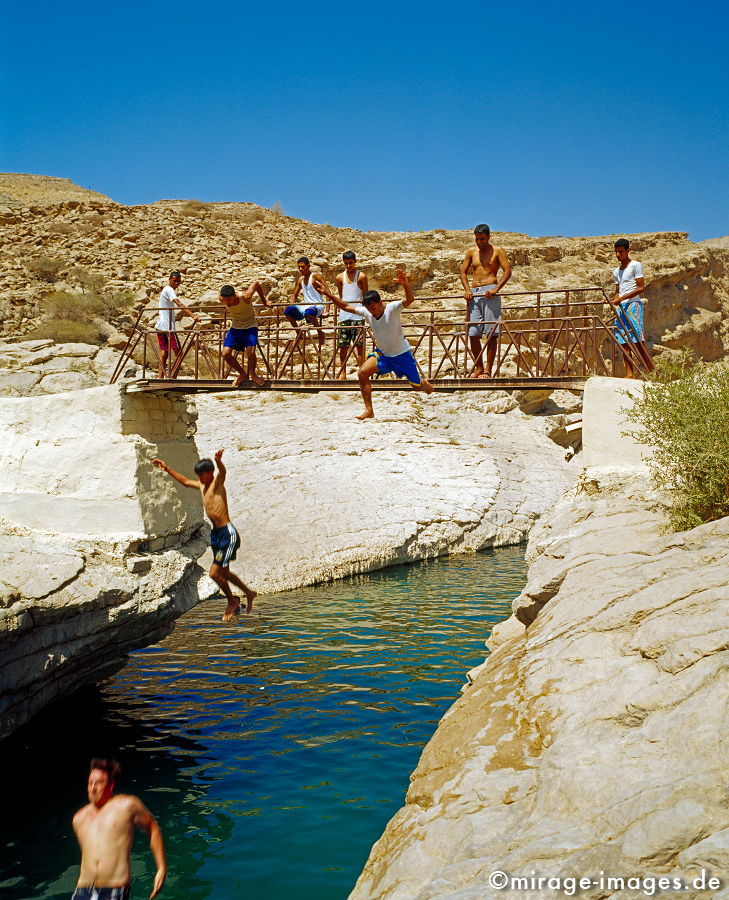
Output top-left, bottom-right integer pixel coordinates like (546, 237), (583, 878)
(349, 484), (729, 900)
(193, 389), (576, 593)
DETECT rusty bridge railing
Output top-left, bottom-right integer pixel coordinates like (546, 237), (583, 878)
(110, 287), (650, 389)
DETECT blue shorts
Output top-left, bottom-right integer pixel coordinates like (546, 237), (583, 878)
(371, 349), (421, 385)
(211, 523), (240, 566)
(224, 327), (258, 350)
(285, 304), (323, 321)
(614, 300), (644, 345)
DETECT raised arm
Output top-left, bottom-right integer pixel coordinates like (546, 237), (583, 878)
(152, 458), (199, 489)
(132, 799), (167, 899)
(395, 269), (416, 308)
(214, 448), (226, 481)
(460, 249), (473, 300)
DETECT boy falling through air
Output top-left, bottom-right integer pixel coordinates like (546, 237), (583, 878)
(325, 269), (433, 419)
(152, 449), (256, 621)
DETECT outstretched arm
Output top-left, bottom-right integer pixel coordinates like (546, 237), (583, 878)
(173, 296), (200, 325)
(152, 458), (199, 489)
(214, 449), (226, 481)
(133, 800), (167, 899)
(319, 283), (358, 315)
(395, 269), (416, 308)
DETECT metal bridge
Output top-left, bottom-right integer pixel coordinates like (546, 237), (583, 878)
(112, 287), (649, 393)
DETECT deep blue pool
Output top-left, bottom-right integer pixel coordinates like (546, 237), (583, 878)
(0, 547), (526, 900)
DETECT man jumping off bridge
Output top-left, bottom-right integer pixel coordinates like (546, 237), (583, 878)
(152, 449), (257, 621)
(325, 269), (433, 419)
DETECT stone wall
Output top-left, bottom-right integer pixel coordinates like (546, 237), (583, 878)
(0, 384), (207, 738)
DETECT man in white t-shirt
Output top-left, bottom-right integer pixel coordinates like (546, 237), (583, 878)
(325, 269), (433, 419)
(609, 239), (654, 378)
(154, 271), (200, 379)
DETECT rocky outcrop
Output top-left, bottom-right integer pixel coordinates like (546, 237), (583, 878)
(0, 338), (137, 397)
(350, 378), (729, 900)
(191, 388), (578, 593)
(0, 385), (206, 738)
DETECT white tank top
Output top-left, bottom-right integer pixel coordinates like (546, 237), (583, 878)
(301, 275), (324, 309)
(340, 270), (364, 321)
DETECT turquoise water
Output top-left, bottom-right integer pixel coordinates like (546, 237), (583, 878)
(0, 547), (526, 900)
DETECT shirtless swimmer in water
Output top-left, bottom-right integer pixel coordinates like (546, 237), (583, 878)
(71, 758), (166, 900)
(152, 449), (256, 621)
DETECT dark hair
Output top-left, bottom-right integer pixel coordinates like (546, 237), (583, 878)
(363, 290), (381, 306)
(297, 256), (310, 265)
(170, 270), (182, 279)
(220, 285), (235, 297)
(90, 758), (121, 782)
(342, 251), (356, 261)
(474, 224), (490, 236)
(614, 238), (630, 249)
(194, 458), (215, 475)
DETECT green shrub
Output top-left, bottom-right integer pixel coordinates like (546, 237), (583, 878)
(625, 355), (729, 531)
(23, 319), (105, 345)
(27, 255), (65, 282)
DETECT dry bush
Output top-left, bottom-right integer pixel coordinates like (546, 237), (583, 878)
(46, 290), (104, 321)
(23, 319), (105, 345)
(27, 255), (65, 282)
(236, 207), (267, 224)
(248, 240), (276, 256)
(179, 200), (212, 217)
(105, 290), (136, 317)
(69, 267), (105, 292)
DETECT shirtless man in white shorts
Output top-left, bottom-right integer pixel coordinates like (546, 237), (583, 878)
(460, 224), (512, 378)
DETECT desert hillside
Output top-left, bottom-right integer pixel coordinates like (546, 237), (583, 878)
(0, 173), (727, 361)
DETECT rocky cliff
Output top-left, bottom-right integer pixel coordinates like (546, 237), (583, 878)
(0, 174), (727, 365)
(0, 385), (206, 738)
(350, 379), (729, 900)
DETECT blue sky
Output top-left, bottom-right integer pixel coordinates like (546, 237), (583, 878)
(1, 0), (727, 238)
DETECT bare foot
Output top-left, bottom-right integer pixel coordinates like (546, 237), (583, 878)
(232, 373), (247, 388)
(222, 597), (241, 622)
(469, 368), (484, 379)
(422, 380), (434, 395)
(338, 373), (347, 381)
(244, 589), (257, 613)
(251, 373), (265, 387)
(356, 409), (375, 420)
